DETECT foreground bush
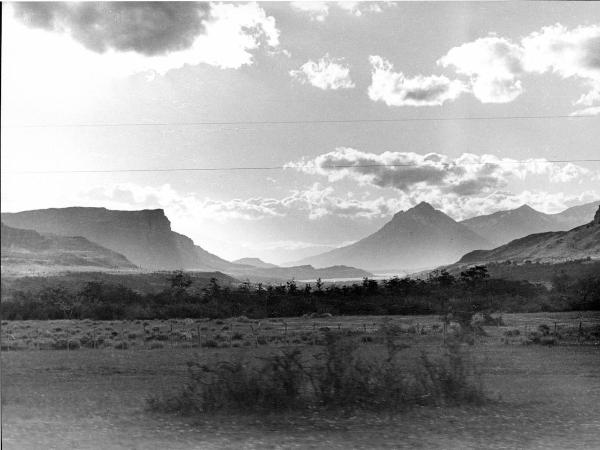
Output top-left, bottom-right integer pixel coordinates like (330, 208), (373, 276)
(147, 333), (485, 415)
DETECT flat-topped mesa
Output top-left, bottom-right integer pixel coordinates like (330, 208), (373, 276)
(0, 207), (229, 270)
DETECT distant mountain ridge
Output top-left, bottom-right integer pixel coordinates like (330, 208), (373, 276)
(458, 205), (600, 264)
(460, 201), (599, 246)
(232, 257), (279, 269)
(297, 202), (492, 271)
(1, 222), (136, 271)
(0, 207), (371, 281)
(1, 207), (231, 271)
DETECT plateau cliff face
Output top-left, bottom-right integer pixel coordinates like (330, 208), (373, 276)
(1, 208), (229, 270)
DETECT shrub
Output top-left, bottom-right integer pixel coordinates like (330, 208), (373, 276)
(232, 332), (244, 341)
(67, 339), (81, 350)
(113, 341), (129, 350)
(202, 339), (218, 348)
(148, 334), (485, 415)
(150, 342), (164, 349)
(538, 324), (551, 335)
(504, 329), (520, 337)
(52, 339), (68, 350)
(539, 336), (556, 346)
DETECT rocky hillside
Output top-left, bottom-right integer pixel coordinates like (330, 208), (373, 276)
(460, 201), (599, 246)
(458, 206), (600, 264)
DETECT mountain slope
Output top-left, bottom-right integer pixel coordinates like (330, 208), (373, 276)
(1, 222), (136, 271)
(1, 207), (230, 271)
(232, 257), (279, 269)
(458, 206), (600, 264)
(460, 201), (599, 246)
(298, 202), (491, 271)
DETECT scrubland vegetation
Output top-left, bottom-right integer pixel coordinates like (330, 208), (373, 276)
(147, 331), (484, 415)
(1, 265), (599, 322)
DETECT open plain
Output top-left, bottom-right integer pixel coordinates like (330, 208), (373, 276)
(2, 311), (600, 449)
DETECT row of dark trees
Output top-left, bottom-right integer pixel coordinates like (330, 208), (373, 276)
(1, 266), (598, 321)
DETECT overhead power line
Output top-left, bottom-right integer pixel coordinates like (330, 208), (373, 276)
(3, 159), (600, 175)
(2, 114), (597, 129)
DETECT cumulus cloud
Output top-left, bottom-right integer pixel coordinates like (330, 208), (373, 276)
(438, 36), (524, 103)
(521, 24), (600, 91)
(368, 56), (467, 106)
(291, 2), (330, 22)
(570, 105), (600, 116)
(438, 24), (600, 107)
(287, 148), (594, 195)
(291, 1), (389, 21)
(13, 2), (211, 56)
(84, 182), (401, 223)
(420, 189), (600, 221)
(11, 2), (280, 72)
(290, 54), (355, 90)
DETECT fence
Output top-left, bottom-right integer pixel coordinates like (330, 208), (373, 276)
(1, 312), (599, 351)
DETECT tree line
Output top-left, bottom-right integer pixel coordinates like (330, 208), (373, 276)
(1, 266), (598, 321)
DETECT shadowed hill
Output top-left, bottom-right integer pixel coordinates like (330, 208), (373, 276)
(1, 222), (137, 271)
(460, 201), (599, 246)
(459, 206), (600, 265)
(297, 202), (491, 271)
(1, 207), (231, 271)
(232, 257), (279, 269)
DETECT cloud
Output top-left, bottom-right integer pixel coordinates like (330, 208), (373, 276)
(421, 189), (600, 221)
(287, 148), (594, 195)
(291, 1), (389, 21)
(368, 56), (467, 106)
(13, 2), (211, 56)
(570, 105), (600, 116)
(438, 24), (600, 107)
(10, 2), (280, 72)
(291, 2), (330, 22)
(521, 24), (600, 99)
(438, 36), (524, 103)
(290, 54), (355, 90)
(84, 182), (401, 223)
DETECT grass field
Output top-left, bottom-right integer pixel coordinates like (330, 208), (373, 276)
(2, 312), (600, 449)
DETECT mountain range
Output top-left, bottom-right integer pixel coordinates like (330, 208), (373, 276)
(1, 207), (233, 271)
(459, 201), (599, 246)
(2, 201), (597, 276)
(0, 208), (371, 280)
(297, 201), (599, 271)
(1, 222), (136, 273)
(296, 202), (492, 271)
(458, 205), (600, 265)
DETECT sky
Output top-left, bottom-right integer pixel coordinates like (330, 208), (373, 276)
(2, 1), (600, 264)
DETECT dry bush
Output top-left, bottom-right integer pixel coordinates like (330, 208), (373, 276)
(148, 333), (485, 415)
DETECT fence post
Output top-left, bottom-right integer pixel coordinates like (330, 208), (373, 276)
(197, 324), (201, 347)
(443, 321), (447, 346)
(578, 320), (582, 345)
